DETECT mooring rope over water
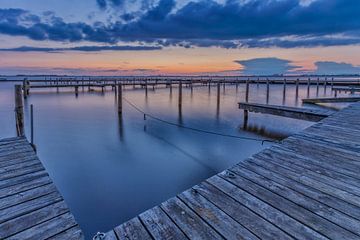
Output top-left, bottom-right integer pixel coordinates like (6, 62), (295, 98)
(122, 97), (279, 145)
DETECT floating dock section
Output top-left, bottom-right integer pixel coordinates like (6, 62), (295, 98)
(0, 137), (83, 240)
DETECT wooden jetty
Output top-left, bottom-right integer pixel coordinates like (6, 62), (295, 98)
(238, 102), (335, 122)
(103, 101), (360, 239)
(0, 137), (83, 240)
(302, 96), (360, 104)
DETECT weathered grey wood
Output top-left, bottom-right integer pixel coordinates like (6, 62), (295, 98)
(303, 97), (360, 104)
(178, 189), (259, 240)
(114, 217), (151, 240)
(0, 137), (83, 239)
(139, 206), (187, 240)
(193, 182), (292, 240)
(207, 175), (327, 240)
(161, 197), (223, 239)
(238, 102), (333, 122)
(219, 170), (359, 239)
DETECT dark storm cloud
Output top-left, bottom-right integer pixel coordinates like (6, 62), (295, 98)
(235, 58), (301, 75)
(1, 0), (360, 48)
(0, 45), (162, 52)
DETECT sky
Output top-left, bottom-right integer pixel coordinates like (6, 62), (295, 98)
(0, 0), (360, 75)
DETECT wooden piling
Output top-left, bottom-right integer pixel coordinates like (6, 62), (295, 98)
(307, 78), (311, 97)
(178, 81), (182, 108)
(15, 85), (25, 137)
(118, 84), (123, 115)
(217, 82), (221, 106)
(266, 78), (270, 104)
(316, 78), (320, 95)
(282, 78), (286, 103)
(75, 86), (79, 97)
(245, 79), (250, 103)
(295, 78), (299, 99)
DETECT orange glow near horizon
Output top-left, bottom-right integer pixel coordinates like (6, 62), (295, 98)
(1, 45), (360, 75)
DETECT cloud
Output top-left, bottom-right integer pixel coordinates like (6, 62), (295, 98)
(235, 58), (301, 75)
(0, 45), (162, 52)
(314, 61), (360, 75)
(1, 0), (360, 48)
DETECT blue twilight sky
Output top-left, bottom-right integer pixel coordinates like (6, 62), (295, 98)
(0, 0), (360, 75)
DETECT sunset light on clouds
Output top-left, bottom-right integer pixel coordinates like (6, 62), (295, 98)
(0, 0), (359, 75)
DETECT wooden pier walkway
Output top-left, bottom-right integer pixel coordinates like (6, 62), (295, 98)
(238, 102), (335, 122)
(103, 102), (360, 240)
(0, 137), (83, 240)
(302, 96), (360, 104)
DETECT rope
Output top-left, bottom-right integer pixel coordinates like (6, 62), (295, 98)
(122, 97), (278, 144)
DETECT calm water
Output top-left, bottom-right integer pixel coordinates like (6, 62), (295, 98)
(0, 80), (350, 238)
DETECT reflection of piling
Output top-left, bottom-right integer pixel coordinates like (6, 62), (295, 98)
(75, 86), (79, 98)
(118, 84), (122, 115)
(15, 85), (25, 137)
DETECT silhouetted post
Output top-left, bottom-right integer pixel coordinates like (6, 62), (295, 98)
(245, 79), (250, 102)
(295, 78), (299, 98)
(145, 79), (148, 96)
(331, 77), (334, 89)
(307, 78), (311, 97)
(217, 82), (221, 106)
(316, 77), (320, 95)
(257, 77), (260, 87)
(22, 79), (28, 99)
(118, 84), (122, 115)
(324, 77), (327, 93)
(266, 78), (270, 104)
(282, 78), (286, 103)
(30, 104), (34, 146)
(15, 85), (25, 137)
(170, 82), (172, 95)
(75, 86), (79, 97)
(178, 81), (182, 108)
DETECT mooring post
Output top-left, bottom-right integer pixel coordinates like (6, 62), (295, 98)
(22, 79), (28, 99)
(295, 78), (299, 99)
(245, 78), (250, 103)
(266, 78), (270, 104)
(307, 77), (311, 97)
(30, 104), (34, 146)
(331, 77), (334, 89)
(75, 86), (79, 97)
(217, 82), (221, 106)
(145, 79), (148, 96)
(316, 77), (320, 95)
(118, 83), (122, 115)
(178, 81), (182, 108)
(15, 85), (25, 137)
(282, 78), (286, 102)
(324, 77), (327, 93)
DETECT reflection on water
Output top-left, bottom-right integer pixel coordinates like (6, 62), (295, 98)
(0, 80), (353, 238)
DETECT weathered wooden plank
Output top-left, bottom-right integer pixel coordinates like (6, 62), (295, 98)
(238, 102), (332, 121)
(0, 175), (51, 198)
(193, 181), (292, 239)
(178, 189), (259, 240)
(113, 217), (151, 240)
(49, 226), (84, 240)
(0, 170), (48, 190)
(234, 162), (360, 236)
(161, 197), (223, 239)
(0, 201), (69, 239)
(6, 212), (79, 240)
(207, 175), (328, 240)
(0, 191), (62, 223)
(219, 170), (358, 239)
(139, 206), (187, 240)
(302, 97), (360, 104)
(0, 163), (45, 181)
(103, 230), (118, 240)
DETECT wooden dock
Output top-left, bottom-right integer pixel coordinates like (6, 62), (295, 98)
(238, 102), (335, 122)
(103, 102), (360, 239)
(302, 96), (360, 104)
(0, 137), (83, 240)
